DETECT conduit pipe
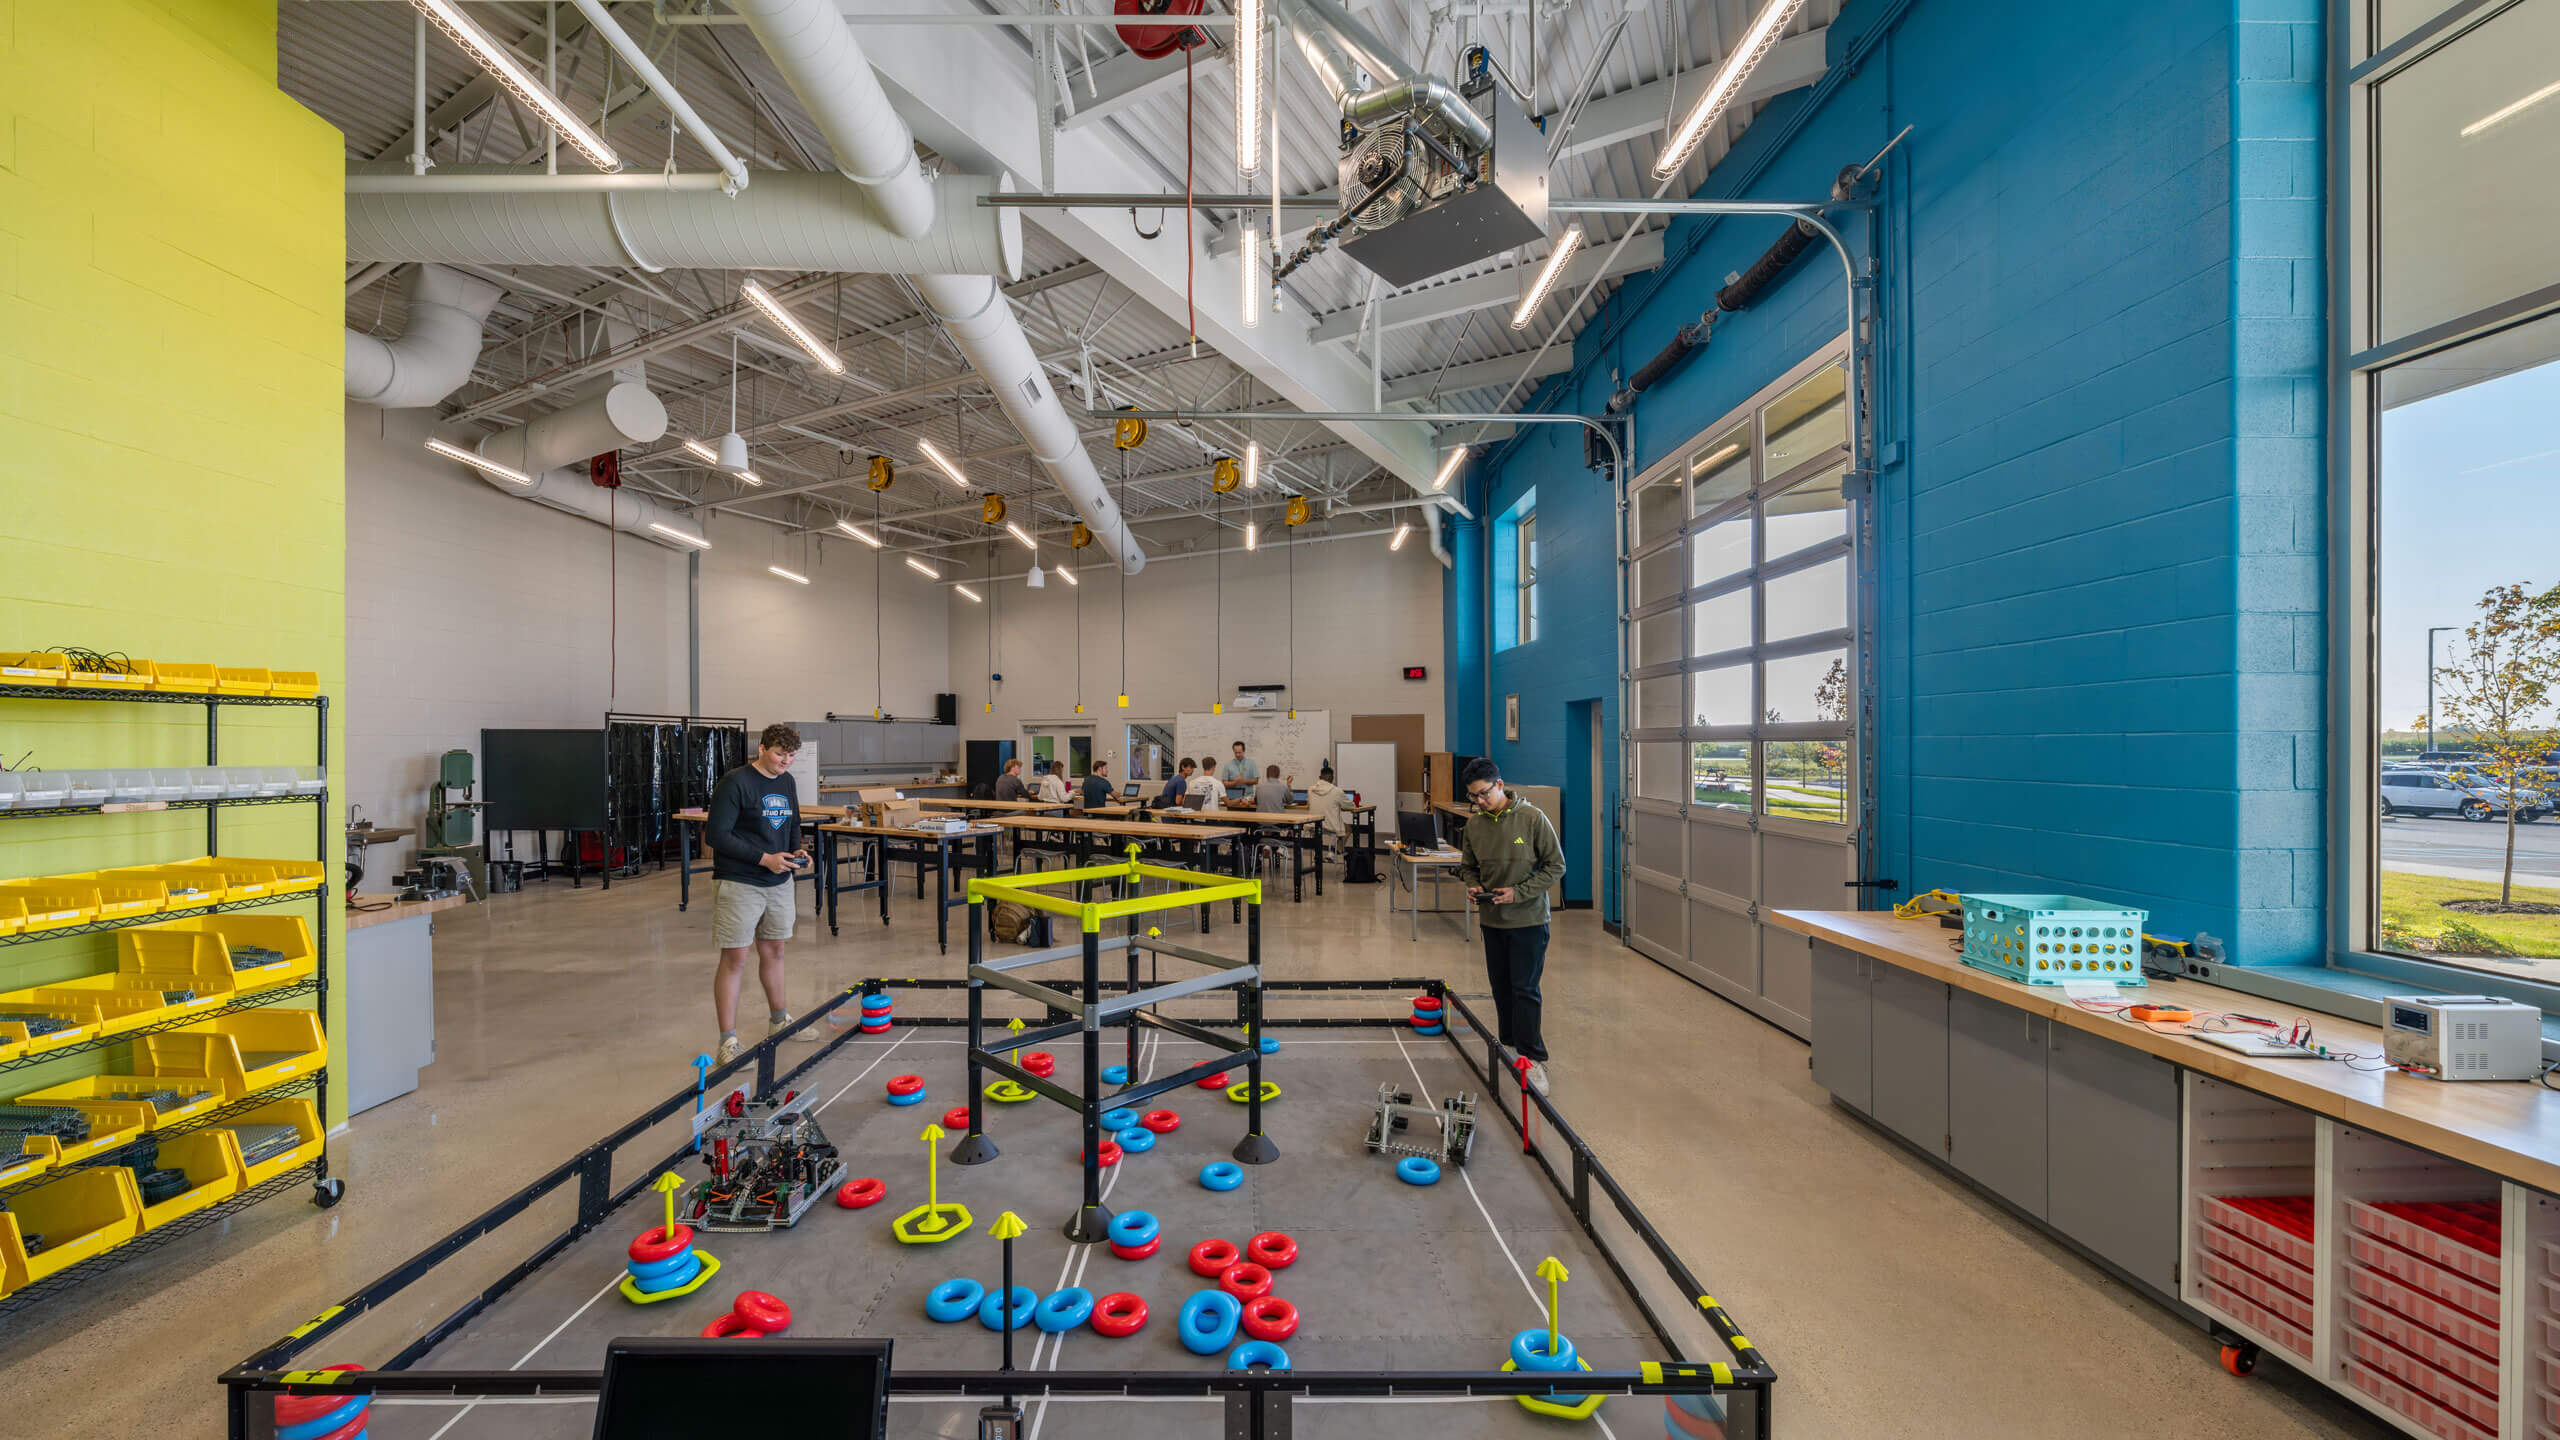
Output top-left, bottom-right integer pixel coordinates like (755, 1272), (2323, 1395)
(566, 0), (751, 196)
(344, 263), (503, 409)
(729, 0), (1147, 574)
(346, 167), (1022, 278)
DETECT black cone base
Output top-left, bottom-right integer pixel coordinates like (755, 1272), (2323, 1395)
(1063, 1202), (1116, 1243)
(1232, 1132), (1281, 1165)
(948, 1133), (1000, 1166)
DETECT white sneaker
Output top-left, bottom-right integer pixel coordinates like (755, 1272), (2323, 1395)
(1523, 1060), (1550, 1097)
(770, 1012), (819, 1044)
(716, 1034), (744, 1064)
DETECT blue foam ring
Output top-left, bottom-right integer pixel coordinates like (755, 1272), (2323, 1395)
(1100, 1107), (1140, 1130)
(1115, 1125), (1157, 1153)
(978, 1285), (1040, 1332)
(276, 1396), (368, 1440)
(624, 1247), (696, 1281)
(861, 993), (895, 1012)
(1199, 1161), (1244, 1191)
(925, 1277), (987, 1323)
(1509, 1327), (1579, 1371)
(1258, 1035), (1280, 1054)
(1227, 1340), (1292, 1372)
(1412, 1024), (1445, 1036)
(886, 1088), (927, 1106)
(1667, 1392), (1728, 1420)
(1101, 1064), (1131, 1084)
(1106, 1209), (1160, 1247)
(1409, 1010), (1443, 1022)
(628, 1250), (703, 1294)
(1034, 1286), (1096, 1333)
(1396, 1156), (1441, 1186)
(1178, 1290), (1243, 1355)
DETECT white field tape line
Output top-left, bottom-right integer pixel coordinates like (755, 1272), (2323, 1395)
(1390, 1033), (1620, 1440)
(809, 1027), (919, 1117)
(423, 1272), (625, 1439)
(1024, 1027), (1162, 1440)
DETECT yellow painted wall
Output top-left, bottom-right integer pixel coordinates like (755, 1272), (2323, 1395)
(0, 3), (347, 1119)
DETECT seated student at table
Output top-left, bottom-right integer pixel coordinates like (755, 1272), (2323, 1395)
(1155, 758), (1201, 809)
(1188, 759), (1224, 808)
(1252, 764), (1292, 812)
(1034, 760), (1071, 805)
(1306, 763), (1355, 857)
(1080, 759), (1116, 810)
(992, 758), (1027, 802)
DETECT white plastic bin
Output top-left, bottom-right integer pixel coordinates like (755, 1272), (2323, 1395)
(146, 769), (195, 800)
(0, 773), (21, 810)
(61, 770), (113, 804)
(289, 765), (327, 796)
(218, 767), (262, 798)
(14, 771), (69, 807)
(252, 766), (294, 797)
(104, 770), (156, 801)
(180, 766), (225, 800)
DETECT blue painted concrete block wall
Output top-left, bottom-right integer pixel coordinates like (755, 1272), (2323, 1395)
(1454, 0), (2325, 958)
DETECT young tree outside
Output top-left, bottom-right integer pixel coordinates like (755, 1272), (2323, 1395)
(2425, 583), (2560, 906)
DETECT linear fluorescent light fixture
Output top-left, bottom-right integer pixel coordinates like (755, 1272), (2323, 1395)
(836, 520), (882, 547)
(1058, 565), (1079, 586)
(905, 557), (942, 579)
(768, 566), (810, 584)
(409, 0), (621, 172)
(740, 278), (844, 375)
(1655, 0), (1807, 178)
(918, 438), (970, 489)
(648, 522), (710, 549)
(1510, 226), (1584, 329)
(955, 584), (984, 603)
(2464, 79), (2560, 137)
(682, 438), (720, 464)
(1391, 522), (1412, 551)
(1431, 444), (1468, 492)
(1235, 0), (1262, 176)
(1005, 521), (1037, 550)
(1244, 440), (1260, 489)
(1240, 219), (1262, 330)
(425, 436), (532, 486)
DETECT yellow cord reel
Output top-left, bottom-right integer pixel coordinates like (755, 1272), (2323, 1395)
(1210, 456), (1241, 493)
(981, 493), (1008, 525)
(1112, 412), (1149, 450)
(867, 455), (895, 491)
(1069, 522), (1094, 549)
(1283, 495), (1311, 526)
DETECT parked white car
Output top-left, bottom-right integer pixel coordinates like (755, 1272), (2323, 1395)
(2380, 768), (2546, 821)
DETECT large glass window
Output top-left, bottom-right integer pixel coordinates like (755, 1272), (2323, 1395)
(2351, 3), (2560, 980)
(1518, 511), (1540, 645)
(1496, 489), (1538, 650)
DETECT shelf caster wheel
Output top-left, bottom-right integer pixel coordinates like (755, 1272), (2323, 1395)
(312, 1178), (347, 1209)
(2218, 1343), (2256, 1378)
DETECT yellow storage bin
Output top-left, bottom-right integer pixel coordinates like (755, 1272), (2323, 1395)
(111, 924), (242, 1006)
(17, 1075), (225, 1130)
(0, 894), (24, 938)
(7, 984), (183, 1040)
(0, 881), (99, 932)
(62, 658), (149, 690)
(147, 661), (217, 693)
(0, 1167), (141, 1295)
(0, 1145), (53, 1189)
(101, 864), (220, 910)
(10, 1098), (154, 1167)
(266, 670), (320, 699)
(216, 1097), (322, 1187)
(161, 857), (279, 900)
(56, 872), (164, 922)
(0, 652), (68, 686)
(197, 856), (324, 896)
(164, 1008), (325, 1098)
(213, 666), (271, 695)
(134, 914), (314, 993)
(0, 994), (107, 1063)
(137, 1129), (245, 1230)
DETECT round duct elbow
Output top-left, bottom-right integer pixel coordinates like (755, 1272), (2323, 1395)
(476, 381), (669, 477)
(344, 263), (505, 409)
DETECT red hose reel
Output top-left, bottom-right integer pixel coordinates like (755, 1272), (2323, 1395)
(1114, 0), (1206, 59)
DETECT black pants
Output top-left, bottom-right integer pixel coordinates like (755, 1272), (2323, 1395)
(1479, 924), (1550, 1063)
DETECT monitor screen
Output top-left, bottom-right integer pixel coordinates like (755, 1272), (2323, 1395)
(1396, 810), (1441, 850)
(593, 1337), (891, 1440)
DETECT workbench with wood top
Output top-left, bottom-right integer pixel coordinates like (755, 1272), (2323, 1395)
(1083, 803), (1328, 900)
(666, 805), (846, 913)
(813, 819), (1002, 951)
(980, 813), (1252, 933)
(1776, 907), (2560, 1429)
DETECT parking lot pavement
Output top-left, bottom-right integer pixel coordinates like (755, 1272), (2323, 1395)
(2382, 812), (2560, 887)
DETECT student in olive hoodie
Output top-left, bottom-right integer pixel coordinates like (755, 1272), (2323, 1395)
(1453, 756), (1565, 1095)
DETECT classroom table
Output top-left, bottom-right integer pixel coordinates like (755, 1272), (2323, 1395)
(813, 820), (1002, 952)
(1085, 803), (1327, 900)
(1387, 841), (1476, 942)
(981, 813), (1250, 933)
(668, 806), (847, 913)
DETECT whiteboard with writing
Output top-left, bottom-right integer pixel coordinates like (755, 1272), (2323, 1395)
(1174, 710), (1333, 787)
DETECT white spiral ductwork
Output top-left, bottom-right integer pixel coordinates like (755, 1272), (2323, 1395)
(347, 167), (1022, 280)
(731, 0), (1146, 573)
(345, 263), (503, 409)
(448, 381), (705, 550)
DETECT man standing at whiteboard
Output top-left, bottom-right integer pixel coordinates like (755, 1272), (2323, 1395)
(1221, 740), (1259, 796)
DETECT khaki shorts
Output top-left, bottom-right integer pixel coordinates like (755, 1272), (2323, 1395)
(713, 878), (796, 947)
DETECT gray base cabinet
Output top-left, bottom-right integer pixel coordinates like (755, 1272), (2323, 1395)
(1947, 987), (2048, 1218)
(2046, 1023), (2179, 1295)
(1870, 964), (1949, 1155)
(1809, 945), (1873, 1114)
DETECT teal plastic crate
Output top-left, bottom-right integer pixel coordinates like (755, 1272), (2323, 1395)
(1960, 894), (2148, 985)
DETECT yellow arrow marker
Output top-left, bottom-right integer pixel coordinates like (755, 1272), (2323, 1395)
(652, 1171), (686, 1240)
(921, 1123), (946, 1211)
(1007, 1015), (1026, 1063)
(989, 1210), (1029, 1241)
(1536, 1255), (1571, 1357)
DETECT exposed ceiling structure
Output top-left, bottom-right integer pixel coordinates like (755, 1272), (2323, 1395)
(287, 0), (1838, 570)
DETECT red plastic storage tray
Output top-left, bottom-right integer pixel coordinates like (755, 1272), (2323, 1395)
(2199, 1220), (2314, 1297)
(2199, 1193), (2315, 1270)
(2199, 1249), (2311, 1330)
(2344, 1325), (2499, 1434)
(2350, 1199), (2501, 1287)
(2348, 1294), (2499, 1391)
(2348, 1263), (2502, 1357)
(2349, 1359), (2495, 1440)
(2350, 1229), (2501, 1321)
(2198, 1277), (2310, 1362)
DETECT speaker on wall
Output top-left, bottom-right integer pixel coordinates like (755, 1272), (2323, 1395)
(935, 693), (958, 726)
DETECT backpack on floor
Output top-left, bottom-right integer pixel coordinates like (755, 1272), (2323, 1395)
(989, 899), (1051, 947)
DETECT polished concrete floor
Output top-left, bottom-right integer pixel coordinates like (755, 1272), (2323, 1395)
(0, 855), (2395, 1438)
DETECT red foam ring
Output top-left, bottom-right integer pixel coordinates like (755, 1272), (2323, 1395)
(1662, 1395), (1728, 1440)
(860, 1021), (892, 1033)
(701, 1312), (766, 1339)
(835, 1177), (886, 1209)
(1412, 995), (1443, 1011)
(1241, 1295), (1299, 1342)
(1023, 1051), (1057, 1077)
(885, 1074), (925, 1096)
(627, 1225), (694, 1263)
(1141, 1110), (1182, 1133)
(1091, 1292), (1150, 1337)
(1218, 1261), (1273, 1300)
(734, 1290), (793, 1332)
(272, 1366), (370, 1426)
(1188, 1239), (1240, 1277)
(1196, 1072), (1231, 1089)
(943, 1106), (974, 1130)
(1247, 1232), (1297, 1269)
(1082, 1140), (1123, 1167)
(1108, 1236), (1162, 1261)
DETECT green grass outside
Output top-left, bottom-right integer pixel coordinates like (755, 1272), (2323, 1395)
(2378, 868), (2560, 958)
